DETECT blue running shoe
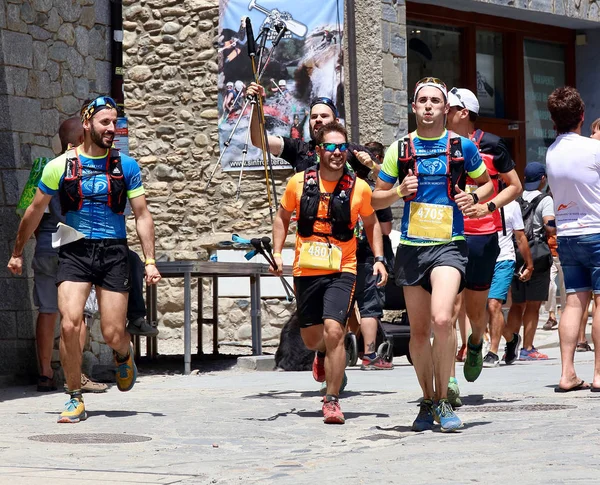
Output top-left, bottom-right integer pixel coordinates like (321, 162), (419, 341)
(114, 344), (137, 392)
(434, 399), (463, 432)
(412, 399), (434, 432)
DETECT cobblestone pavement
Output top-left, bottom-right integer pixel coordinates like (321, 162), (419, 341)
(0, 340), (599, 485)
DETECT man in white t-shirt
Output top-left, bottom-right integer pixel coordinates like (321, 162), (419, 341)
(507, 162), (556, 361)
(546, 86), (600, 392)
(484, 201), (533, 367)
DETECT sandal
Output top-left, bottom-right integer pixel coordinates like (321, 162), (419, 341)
(576, 341), (593, 352)
(37, 375), (57, 392)
(543, 317), (558, 330)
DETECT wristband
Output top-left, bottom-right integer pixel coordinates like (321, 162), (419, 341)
(396, 186), (403, 198)
(273, 253), (282, 258)
(145, 258), (156, 266)
(11, 252), (22, 258)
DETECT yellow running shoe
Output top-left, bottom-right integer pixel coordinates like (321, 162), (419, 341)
(114, 344), (137, 392)
(57, 397), (87, 424)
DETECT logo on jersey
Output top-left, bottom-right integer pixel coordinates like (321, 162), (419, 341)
(420, 159), (444, 175)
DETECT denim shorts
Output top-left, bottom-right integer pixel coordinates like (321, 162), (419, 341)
(488, 259), (515, 303)
(557, 233), (600, 294)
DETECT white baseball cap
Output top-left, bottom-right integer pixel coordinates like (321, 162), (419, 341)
(448, 87), (480, 114)
(278, 79), (286, 87)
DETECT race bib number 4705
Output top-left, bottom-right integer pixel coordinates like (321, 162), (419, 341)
(298, 241), (342, 270)
(407, 202), (453, 241)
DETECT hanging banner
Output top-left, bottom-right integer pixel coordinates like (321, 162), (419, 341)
(217, 0), (344, 171)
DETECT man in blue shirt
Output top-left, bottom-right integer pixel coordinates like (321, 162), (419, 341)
(373, 78), (493, 432)
(8, 96), (161, 424)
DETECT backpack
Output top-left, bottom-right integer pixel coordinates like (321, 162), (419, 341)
(514, 194), (552, 273)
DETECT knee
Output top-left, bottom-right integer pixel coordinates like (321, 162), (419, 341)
(102, 326), (125, 348)
(488, 299), (502, 314)
(431, 314), (453, 335)
(410, 324), (431, 343)
(323, 321), (344, 345)
(60, 317), (82, 339)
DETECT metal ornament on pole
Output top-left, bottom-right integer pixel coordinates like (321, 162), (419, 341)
(205, 17), (287, 218)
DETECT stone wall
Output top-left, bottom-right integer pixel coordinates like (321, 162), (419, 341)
(475, 0), (599, 19)
(0, 0), (112, 381)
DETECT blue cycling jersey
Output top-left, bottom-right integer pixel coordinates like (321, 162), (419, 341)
(39, 148), (145, 239)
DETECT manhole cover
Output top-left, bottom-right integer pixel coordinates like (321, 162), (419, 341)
(28, 433), (152, 444)
(460, 404), (576, 413)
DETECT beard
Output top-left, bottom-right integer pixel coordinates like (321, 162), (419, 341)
(91, 124), (114, 149)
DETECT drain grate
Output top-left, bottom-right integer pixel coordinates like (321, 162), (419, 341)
(28, 433), (152, 444)
(460, 404), (576, 413)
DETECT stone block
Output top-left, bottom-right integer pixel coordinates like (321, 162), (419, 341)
(8, 96), (42, 133)
(46, 60), (59, 82)
(80, 6), (95, 28)
(95, 60), (112, 93)
(21, 1), (35, 24)
(529, 0), (554, 14)
(67, 49), (84, 77)
(33, 0), (53, 13)
(0, 132), (19, 169)
(32, 41), (48, 70)
(41, 108), (60, 136)
(236, 355), (275, 371)
(389, 24), (406, 58)
(56, 95), (81, 116)
(2, 169), (30, 205)
(6, 3), (27, 32)
(75, 26), (89, 57)
(0, 312), (17, 339)
(53, 0), (82, 22)
(48, 41), (68, 62)
(382, 53), (402, 90)
(82, 350), (100, 376)
(0, 340), (19, 374)
(6, 66), (29, 96)
(74, 78), (90, 99)
(0, 277), (32, 311)
(89, 26), (107, 60)
(16, 310), (36, 339)
(0, 2), (6, 29)
(46, 7), (60, 32)
(95, 0), (110, 25)
(58, 23), (75, 46)
(2, 31), (33, 68)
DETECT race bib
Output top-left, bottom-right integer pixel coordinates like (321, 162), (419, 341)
(298, 241), (342, 270)
(407, 202), (453, 242)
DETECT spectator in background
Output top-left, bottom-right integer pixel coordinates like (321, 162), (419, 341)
(546, 86), (600, 392)
(543, 233), (564, 330)
(507, 162), (555, 361)
(591, 118), (600, 140)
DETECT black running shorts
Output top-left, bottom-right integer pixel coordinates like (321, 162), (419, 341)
(394, 241), (468, 294)
(57, 239), (131, 293)
(465, 233), (500, 291)
(355, 261), (384, 319)
(294, 272), (357, 327)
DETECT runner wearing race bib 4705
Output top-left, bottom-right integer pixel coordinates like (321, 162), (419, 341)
(372, 77), (493, 432)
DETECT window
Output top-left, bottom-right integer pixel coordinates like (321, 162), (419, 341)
(523, 40), (565, 163)
(407, 22), (461, 131)
(476, 31), (504, 118)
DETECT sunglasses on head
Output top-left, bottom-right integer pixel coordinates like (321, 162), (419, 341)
(449, 87), (466, 108)
(310, 96), (338, 117)
(81, 96), (118, 122)
(416, 77), (447, 90)
(319, 142), (349, 153)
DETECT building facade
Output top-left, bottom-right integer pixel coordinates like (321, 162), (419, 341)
(0, 0), (599, 382)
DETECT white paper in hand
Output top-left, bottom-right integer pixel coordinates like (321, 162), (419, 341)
(52, 222), (85, 248)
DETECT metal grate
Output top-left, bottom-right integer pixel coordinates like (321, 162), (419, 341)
(460, 404), (576, 413)
(28, 433), (152, 444)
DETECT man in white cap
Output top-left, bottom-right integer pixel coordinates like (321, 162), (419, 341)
(373, 77), (493, 432)
(446, 88), (523, 383)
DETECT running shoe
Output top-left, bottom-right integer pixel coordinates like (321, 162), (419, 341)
(463, 337), (483, 382)
(412, 399), (434, 431)
(447, 377), (462, 408)
(456, 344), (467, 362)
(320, 372), (348, 396)
(483, 351), (500, 368)
(114, 344), (137, 392)
(433, 399), (463, 432)
(503, 333), (521, 365)
(361, 354), (393, 370)
(57, 397), (87, 424)
(312, 352), (326, 383)
(519, 347), (548, 361)
(322, 396), (345, 424)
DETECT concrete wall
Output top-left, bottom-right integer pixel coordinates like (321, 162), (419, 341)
(576, 29), (600, 136)
(0, 0), (112, 382)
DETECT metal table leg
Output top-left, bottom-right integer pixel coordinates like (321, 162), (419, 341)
(146, 282), (157, 359)
(198, 277), (203, 355)
(184, 271), (192, 375)
(212, 275), (218, 355)
(250, 273), (262, 355)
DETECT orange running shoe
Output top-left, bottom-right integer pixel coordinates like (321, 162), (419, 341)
(312, 352), (326, 382)
(322, 396), (345, 424)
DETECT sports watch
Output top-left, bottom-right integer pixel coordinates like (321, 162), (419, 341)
(374, 256), (386, 265)
(487, 201), (497, 213)
(470, 192), (479, 204)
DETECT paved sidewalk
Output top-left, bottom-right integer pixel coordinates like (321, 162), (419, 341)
(0, 346), (599, 485)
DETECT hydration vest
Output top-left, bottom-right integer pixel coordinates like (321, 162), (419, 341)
(396, 131), (466, 202)
(463, 130), (503, 235)
(59, 148), (127, 216)
(297, 165), (356, 242)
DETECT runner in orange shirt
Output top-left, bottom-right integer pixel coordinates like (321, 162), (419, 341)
(270, 121), (388, 424)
